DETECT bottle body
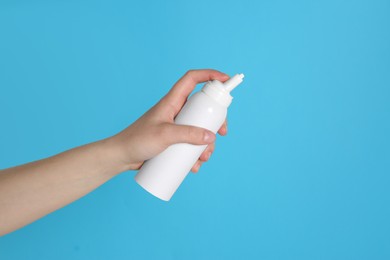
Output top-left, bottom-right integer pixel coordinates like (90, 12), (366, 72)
(134, 91), (227, 201)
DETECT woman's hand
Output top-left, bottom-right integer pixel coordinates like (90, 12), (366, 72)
(106, 69), (229, 173)
(0, 68), (229, 236)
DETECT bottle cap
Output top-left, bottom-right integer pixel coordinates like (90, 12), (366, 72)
(202, 73), (245, 107)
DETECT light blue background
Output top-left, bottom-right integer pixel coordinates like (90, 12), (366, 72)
(1, 0), (389, 259)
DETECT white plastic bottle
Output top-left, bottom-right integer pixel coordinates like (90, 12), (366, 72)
(135, 73), (245, 201)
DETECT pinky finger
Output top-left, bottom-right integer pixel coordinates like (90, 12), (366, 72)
(218, 118), (228, 136)
(191, 160), (202, 173)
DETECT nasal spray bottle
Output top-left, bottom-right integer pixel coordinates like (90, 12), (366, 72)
(135, 73), (245, 201)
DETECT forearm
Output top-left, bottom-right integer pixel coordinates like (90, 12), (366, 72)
(0, 138), (125, 236)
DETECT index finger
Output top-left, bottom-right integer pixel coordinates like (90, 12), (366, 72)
(163, 69), (229, 113)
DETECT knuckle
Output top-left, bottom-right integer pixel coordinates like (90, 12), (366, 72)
(185, 69), (195, 76)
(205, 144), (215, 154)
(189, 127), (204, 141)
(187, 127), (201, 142)
(187, 126), (195, 139)
(184, 69), (196, 80)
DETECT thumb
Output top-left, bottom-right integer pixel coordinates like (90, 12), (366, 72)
(165, 124), (216, 145)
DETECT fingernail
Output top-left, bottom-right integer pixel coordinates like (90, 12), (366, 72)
(203, 131), (215, 143)
(206, 152), (211, 160)
(222, 74), (230, 81)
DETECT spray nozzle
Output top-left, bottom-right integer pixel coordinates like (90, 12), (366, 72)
(202, 72), (245, 107)
(223, 73), (245, 92)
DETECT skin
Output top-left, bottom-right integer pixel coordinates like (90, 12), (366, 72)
(0, 69), (229, 236)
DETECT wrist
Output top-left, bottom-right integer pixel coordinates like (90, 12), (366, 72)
(97, 136), (141, 175)
(94, 138), (131, 177)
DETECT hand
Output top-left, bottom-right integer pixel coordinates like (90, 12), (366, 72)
(0, 69), (230, 235)
(107, 69), (230, 173)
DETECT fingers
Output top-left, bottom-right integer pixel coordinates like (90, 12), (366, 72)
(218, 118), (228, 136)
(199, 143), (215, 161)
(163, 69), (229, 114)
(191, 160), (202, 173)
(161, 124), (216, 173)
(192, 143), (215, 173)
(163, 124), (216, 146)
